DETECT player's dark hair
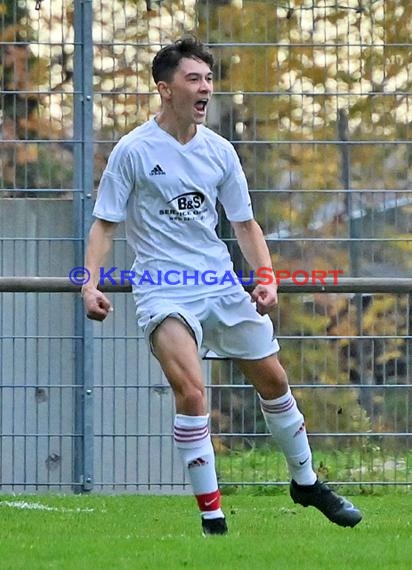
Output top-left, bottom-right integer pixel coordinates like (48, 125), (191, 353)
(152, 36), (214, 84)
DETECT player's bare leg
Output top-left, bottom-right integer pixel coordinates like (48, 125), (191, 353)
(152, 317), (228, 535)
(236, 355), (362, 527)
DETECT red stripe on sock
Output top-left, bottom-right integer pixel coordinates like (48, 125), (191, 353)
(195, 490), (221, 512)
(173, 425), (209, 443)
(261, 398), (295, 414)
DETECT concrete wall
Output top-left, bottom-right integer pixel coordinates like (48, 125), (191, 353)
(0, 199), (209, 492)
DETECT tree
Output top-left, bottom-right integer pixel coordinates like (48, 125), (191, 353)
(196, 0), (411, 443)
(2, 0), (409, 446)
(0, 0), (74, 194)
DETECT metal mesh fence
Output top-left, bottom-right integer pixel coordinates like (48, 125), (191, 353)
(0, 0), (411, 491)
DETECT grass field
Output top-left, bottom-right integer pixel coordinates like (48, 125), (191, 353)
(216, 446), (412, 486)
(1, 491), (411, 569)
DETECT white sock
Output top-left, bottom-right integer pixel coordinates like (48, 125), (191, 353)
(260, 389), (317, 486)
(174, 414), (224, 519)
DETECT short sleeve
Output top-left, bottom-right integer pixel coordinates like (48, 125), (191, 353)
(217, 145), (254, 222)
(93, 141), (134, 222)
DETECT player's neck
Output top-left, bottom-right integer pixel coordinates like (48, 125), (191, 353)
(155, 113), (197, 145)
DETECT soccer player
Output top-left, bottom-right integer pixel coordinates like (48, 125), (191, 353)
(82, 36), (362, 535)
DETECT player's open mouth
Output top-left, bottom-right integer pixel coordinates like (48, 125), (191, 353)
(194, 99), (208, 113)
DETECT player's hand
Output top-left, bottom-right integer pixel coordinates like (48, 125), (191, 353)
(82, 286), (113, 321)
(251, 282), (278, 315)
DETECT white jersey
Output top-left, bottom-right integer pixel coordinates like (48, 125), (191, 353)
(93, 117), (254, 302)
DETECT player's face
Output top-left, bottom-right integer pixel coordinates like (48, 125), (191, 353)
(164, 57), (213, 125)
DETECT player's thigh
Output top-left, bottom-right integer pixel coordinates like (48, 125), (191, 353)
(151, 316), (204, 392)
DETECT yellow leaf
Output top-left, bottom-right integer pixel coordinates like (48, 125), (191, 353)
(16, 144), (38, 164)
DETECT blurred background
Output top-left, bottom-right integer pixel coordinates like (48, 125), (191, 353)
(0, 0), (411, 492)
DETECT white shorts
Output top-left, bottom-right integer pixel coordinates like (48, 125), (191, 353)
(136, 289), (280, 360)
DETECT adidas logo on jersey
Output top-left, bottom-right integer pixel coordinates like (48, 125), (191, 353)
(149, 164), (166, 176)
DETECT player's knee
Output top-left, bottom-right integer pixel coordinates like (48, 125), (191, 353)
(260, 361), (289, 397)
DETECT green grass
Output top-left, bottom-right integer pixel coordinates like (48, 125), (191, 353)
(216, 446), (412, 485)
(1, 493), (411, 569)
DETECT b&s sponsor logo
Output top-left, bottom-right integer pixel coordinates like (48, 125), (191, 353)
(168, 191), (205, 211)
(160, 191), (206, 221)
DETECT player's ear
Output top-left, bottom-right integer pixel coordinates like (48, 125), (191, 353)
(158, 81), (172, 99)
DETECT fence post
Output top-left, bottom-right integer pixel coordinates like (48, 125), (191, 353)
(73, 0), (95, 493)
(338, 109), (372, 410)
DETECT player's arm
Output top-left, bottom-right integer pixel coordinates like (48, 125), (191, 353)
(81, 218), (118, 321)
(231, 219), (278, 314)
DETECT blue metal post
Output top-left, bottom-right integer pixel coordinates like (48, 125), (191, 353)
(73, 0), (95, 493)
